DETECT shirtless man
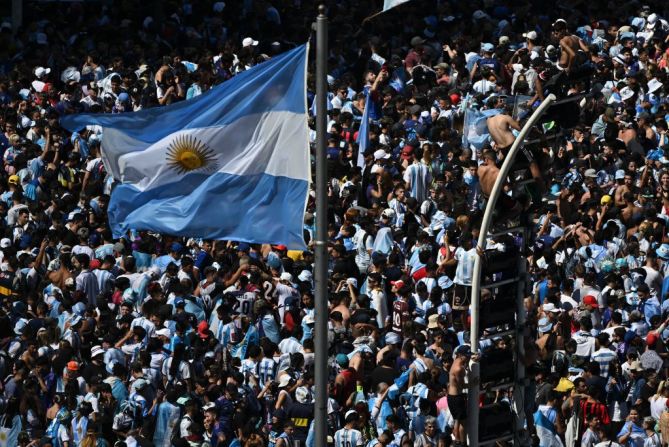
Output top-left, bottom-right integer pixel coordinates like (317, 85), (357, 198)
(448, 345), (472, 447)
(621, 191), (643, 228)
(477, 150), (499, 198)
(487, 111), (520, 152)
(488, 109), (544, 192)
(552, 19), (590, 72)
(614, 171), (633, 207)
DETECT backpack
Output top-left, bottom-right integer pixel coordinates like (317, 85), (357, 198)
(171, 414), (190, 444)
(112, 400), (138, 432)
(85, 159), (107, 195)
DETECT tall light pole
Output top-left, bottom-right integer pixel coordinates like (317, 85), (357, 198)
(467, 94), (556, 446)
(313, 5), (329, 447)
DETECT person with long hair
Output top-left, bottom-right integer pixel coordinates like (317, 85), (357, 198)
(80, 426), (109, 447)
(161, 342), (192, 391)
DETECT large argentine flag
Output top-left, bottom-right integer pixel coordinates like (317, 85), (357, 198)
(61, 45), (310, 248)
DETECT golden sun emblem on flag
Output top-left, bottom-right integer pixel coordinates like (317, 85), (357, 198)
(166, 134), (218, 174)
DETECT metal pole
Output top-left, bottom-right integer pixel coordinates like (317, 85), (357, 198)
(314, 5), (329, 447)
(514, 237), (527, 444)
(11, 0), (22, 33)
(468, 93), (556, 446)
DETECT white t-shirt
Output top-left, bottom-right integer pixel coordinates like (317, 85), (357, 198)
(573, 330), (596, 358)
(353, 229), (374, 273)
(454, 247), (477, 286)
(161, 358), (191, 382)
(369, 288), (388, 328)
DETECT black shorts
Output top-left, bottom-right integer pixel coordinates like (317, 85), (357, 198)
(452, 284), (471, 311)
(447, 394), (468, 420)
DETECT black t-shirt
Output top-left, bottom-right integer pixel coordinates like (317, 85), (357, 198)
(370, 365), (399, 390)
(80, 362), (107, 384)
(62, 228), (78, 247)
(286, 402), (314, 442)
(639, 382), (655, 417)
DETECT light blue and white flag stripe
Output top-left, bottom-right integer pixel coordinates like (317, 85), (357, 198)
(462, 106), (502, 150)
(62, 45), (310, 249)
(383, 0), (411, 11)
(356, 92), (371, 168)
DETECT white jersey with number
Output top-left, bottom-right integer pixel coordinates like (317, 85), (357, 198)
(334, 428), (364, 447)
(235, 291), (256, 316)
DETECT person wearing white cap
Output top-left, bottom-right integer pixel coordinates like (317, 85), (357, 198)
(334, 410), (363, 447)
(34, 66), (51, 79)
(242, 37), (259, 48)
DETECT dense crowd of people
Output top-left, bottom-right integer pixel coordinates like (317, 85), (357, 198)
(7, 0), (669, 446)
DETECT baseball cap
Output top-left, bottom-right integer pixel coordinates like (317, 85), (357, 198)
(34, 66), (51, 78)
(197, 321), (210, 339)
(385, 332), (401, 345)
(280, 272), (293, 282)
(170, 242), (183, 253)
(454, 344), (472, 357)
(381, 208), (395, 219)
(410, 36), (425, 47)
(391, 280), (405, 289)
(8, 175), (19, 185)
(428, 314), (439, 329)
(401, 145), (414, 160)
(584, 168), (598, 178)
(242, 37), (259, 47)
(614, 169), (625, 180)
(554, 377), (574, 392)
(0, 238), (11, 248)
(156, 328), (172, 338)
(647, 332), (659, 347)
(583, 295), (598, 307)
(14, 318), (28, 335)
(67, 361), (79, 371)
(542, 303), (562, 313)
(374, 149), (390, 160)
(523, 31), (538, 40)
(335, 353), (349, 367)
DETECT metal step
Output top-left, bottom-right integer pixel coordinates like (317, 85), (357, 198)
(488, 226), (528, 238)
(482, 277), (521, 288)
(481, 328), (516, 340)
(478, 434), (514, 446)
(486, 381), (516, 392)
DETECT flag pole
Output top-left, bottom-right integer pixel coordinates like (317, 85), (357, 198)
(314, 5), (329, 447)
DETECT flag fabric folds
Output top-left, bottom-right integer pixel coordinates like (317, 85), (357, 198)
(356, 92), (371, 168)
(61, 45), (310, 249)
(383, 0), (411, 11)
(461, 105), (502, 151)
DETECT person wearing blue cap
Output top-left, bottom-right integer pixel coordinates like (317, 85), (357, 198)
(153, 241), (183, 274)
